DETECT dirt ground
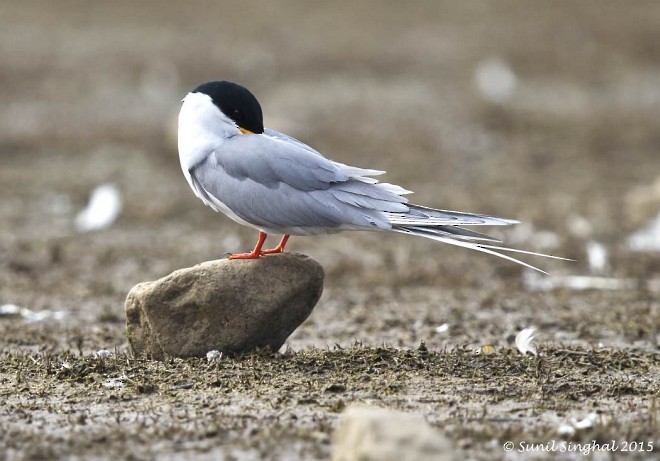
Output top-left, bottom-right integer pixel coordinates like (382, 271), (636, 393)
(1, 1), (659, 460)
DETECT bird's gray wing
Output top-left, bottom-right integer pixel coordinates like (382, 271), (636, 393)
(212, 133), (348, 191)
(190, 133), (408, 231)
(264, 128), (388, 180)
(263, 128), (326, 158)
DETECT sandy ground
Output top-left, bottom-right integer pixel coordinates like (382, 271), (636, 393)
(1, 1), (659, 460)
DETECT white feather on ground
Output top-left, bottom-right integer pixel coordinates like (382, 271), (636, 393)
(0, 303), (68, 323)
(474, 58), (518, 103)
(515, 327), (538, 355)
(523, 272), (638, 291)
(627, 213), (660, 252)
(586, 241), (609, 273)
(75, 183), (122, 233)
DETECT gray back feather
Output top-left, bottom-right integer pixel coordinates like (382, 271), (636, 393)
(191, 133), (405, 231)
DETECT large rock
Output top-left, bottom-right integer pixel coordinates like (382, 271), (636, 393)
(332, 405), (455, 461)
(125, 253), (323, 359)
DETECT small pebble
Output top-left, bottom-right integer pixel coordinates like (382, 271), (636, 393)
(475, 345), (497, 355)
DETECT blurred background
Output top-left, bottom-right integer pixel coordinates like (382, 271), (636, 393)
(1, 0), (659, 350)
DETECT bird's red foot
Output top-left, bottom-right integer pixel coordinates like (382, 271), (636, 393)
(227, 233), (291, 260)
(228, 251), (262, 260)
(260, 235), (290, 255)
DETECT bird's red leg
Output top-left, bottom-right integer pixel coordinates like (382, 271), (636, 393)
(229, 231), (268, 260)
(260, 234), (290, 255)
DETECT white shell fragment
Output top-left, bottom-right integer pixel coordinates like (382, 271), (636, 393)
(0, 304), (21, 316)
(572, 413), (599, 430)
(515, 327), (538, 356)
(557, 424), (576, 436)
(434, 323), (450, 334)
(103, 377), (125, 389)
(75, 183), (122, 233)
(95, 350), (114, 359)
(557, 413), (600, 436)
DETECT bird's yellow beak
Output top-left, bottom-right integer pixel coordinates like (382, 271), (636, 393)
(239, 127), (254, 135)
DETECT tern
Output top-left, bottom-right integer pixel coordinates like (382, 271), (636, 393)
(178, 81), (566, 272)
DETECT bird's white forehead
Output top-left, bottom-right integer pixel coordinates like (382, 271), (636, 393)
(182, 91), (213, 108)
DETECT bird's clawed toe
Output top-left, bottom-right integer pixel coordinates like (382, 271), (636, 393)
(259, 248), (284, 255)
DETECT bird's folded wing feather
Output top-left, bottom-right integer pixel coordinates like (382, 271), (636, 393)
(215, 133), (349, 190)
(263, 128), (326, 157)
(190, 133), (407, 231)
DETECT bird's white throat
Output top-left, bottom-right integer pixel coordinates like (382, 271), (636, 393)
(178, 92), (239, 174)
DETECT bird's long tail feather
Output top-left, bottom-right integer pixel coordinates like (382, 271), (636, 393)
(393, 224), (571, 274)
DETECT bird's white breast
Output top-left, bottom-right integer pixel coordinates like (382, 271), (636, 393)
(178, 93), (261, 229)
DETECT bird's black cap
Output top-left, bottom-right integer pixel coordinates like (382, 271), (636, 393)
(193, 81), (264, 134)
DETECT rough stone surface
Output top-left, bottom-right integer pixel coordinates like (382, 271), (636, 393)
(332, 405), (455, 461)
(125, 253), (324, 359)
